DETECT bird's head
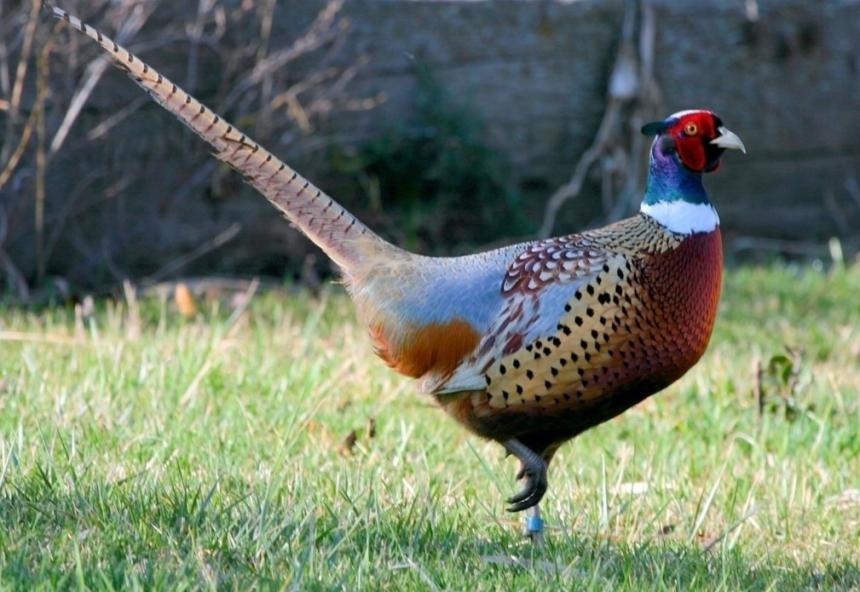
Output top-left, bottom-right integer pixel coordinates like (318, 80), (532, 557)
(641, 110), (746, 173)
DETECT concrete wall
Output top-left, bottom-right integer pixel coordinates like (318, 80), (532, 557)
(4, 0), (859, 288)
(324, 0), (860, 240)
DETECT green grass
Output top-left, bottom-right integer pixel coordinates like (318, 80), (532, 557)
(1, 265), (859, 590)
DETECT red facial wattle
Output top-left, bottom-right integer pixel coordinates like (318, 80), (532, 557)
(669, 113), (723, 173)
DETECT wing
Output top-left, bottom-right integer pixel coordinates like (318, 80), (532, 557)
(422, 235), (615, 395)
(425, 215), (683, 408)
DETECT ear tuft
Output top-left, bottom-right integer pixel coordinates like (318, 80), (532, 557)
(641, 121), (666, 136)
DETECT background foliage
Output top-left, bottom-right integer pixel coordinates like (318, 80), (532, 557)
(329, 65), (530, 253)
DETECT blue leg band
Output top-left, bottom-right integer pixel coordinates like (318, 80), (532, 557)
(526, 515), (544, 534)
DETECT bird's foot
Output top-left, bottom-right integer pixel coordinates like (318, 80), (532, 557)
(507, 462), (548, 512)
(503, 439), (548, 513)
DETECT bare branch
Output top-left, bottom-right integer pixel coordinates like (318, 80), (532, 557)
(142, 223), (242, 284)
(220, 0), (347, 112)
(0, 108), (35, 191)
(539, 0), (662, 237)
(34, 31), (53, 281)
(85, 95), (149, 141)
(7, 0), (39, 119)
(1, 0), (40, 166)
(3, 0), (375, 291)
(49, 2), (156, 155)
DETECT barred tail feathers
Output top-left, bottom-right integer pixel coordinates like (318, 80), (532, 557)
(50, 5), (388, 273)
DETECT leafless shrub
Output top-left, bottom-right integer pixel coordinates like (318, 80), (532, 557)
(0, 0), (379, 298)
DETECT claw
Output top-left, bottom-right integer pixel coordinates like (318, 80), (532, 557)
(503, 439), (548, 513)
(506, 481), (534, 506)
(508, 496), (541, 513)
(505, 468), (548, 512)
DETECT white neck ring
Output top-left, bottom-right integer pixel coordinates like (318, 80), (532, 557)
(640, 200), (720, 234)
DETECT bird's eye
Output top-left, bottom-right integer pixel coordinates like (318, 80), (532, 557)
(684, 123), (699, 136)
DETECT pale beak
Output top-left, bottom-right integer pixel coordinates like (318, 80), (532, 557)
(710, 126), (747, 153)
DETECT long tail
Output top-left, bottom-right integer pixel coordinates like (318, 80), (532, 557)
(49, 4), (392, 276)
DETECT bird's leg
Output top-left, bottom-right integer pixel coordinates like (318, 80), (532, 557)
(523, 504), (545, 543)
(503, 439), (548, 513)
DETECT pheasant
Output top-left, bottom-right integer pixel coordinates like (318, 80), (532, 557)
(51, 7), (746, 536)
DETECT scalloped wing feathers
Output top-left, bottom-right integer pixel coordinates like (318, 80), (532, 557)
(425, 216), (684, 395)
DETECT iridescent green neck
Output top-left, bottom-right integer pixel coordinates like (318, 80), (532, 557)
(642, 141), (710, 206)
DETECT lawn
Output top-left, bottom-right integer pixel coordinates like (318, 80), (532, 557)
(0, 265), (858, 590)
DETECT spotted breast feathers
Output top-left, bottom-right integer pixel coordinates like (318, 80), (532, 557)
(429, 215), (722, 413)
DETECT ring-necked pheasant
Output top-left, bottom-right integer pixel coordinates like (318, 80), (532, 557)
(51, 6), (746, 535)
